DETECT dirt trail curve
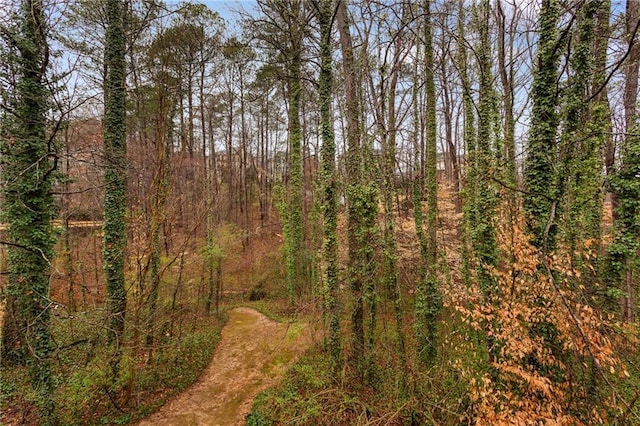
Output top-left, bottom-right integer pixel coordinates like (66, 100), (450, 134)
(137, 307), (316, 426)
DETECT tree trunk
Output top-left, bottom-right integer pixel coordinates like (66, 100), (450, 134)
(441, 65), (460, 204)
(383, 3), (408, 384)
(458, 0), (475, 289)
(318, 0), (341, 369)
(337, 0), (365, 366)
(414, 0), (441, 368)
(0, 0), (57, 422)
(523, 0), (561, 252)
(560, 0), (600, 256)
(103, 0), (128, 379)
(610, 0), (640, 322)
(496, 0), (517, 208)
(283, 1), (304, 302)
(145, 91), (172, 354)
(226, 91), (235, 222)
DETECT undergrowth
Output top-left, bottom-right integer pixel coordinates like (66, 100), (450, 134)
(1, 308), (226, 425)
(246, 312), (474, 426)
(247, 215), (640, 425)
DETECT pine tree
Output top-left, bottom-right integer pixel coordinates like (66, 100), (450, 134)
(143, 28), (175, 348)
(253, 0), (307, 302)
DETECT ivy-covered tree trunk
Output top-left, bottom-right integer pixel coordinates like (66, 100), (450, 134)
(559, 0), (600, 258)
(381, 75), (408, 382)
(285, 41), (303, 303)
(368, 2), (408, 382)
(465, 0), (500, 367)
(411, 46), (430, 364)
(336, 0), (362, 360)
(251, 0), (309, 303)
(103, 0), (128, 376)
(596, 1), (615, 192)
(523, 0), (561, 252)
(560, 0), (606, 400)
(270, 0), (305, 304)
(317, 0), (341, 369)
(496, 0), (517, 211)
(457, 0), (475, 289)
(0, 0), (57, 422)
(473, 0), (498, 297)
(608, 0), (640, 322)
(415, 0), (441, 367)
(337, 0), (377, 369)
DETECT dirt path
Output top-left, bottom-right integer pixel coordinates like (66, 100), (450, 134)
(137, 307), (315, 426)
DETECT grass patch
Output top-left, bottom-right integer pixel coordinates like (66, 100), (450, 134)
(247, 349), (339, 426)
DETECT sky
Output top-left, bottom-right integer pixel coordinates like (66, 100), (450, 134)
(199, 0), (255, 24)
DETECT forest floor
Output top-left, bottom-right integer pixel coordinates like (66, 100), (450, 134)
(136, 307), (317, 426)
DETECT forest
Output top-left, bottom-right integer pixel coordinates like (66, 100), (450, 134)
(1, 0), (640, 424)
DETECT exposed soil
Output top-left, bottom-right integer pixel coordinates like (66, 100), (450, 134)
(136, 307), (316, 426)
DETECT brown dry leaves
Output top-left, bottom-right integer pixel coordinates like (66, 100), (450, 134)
(455, 208), (627, 425)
